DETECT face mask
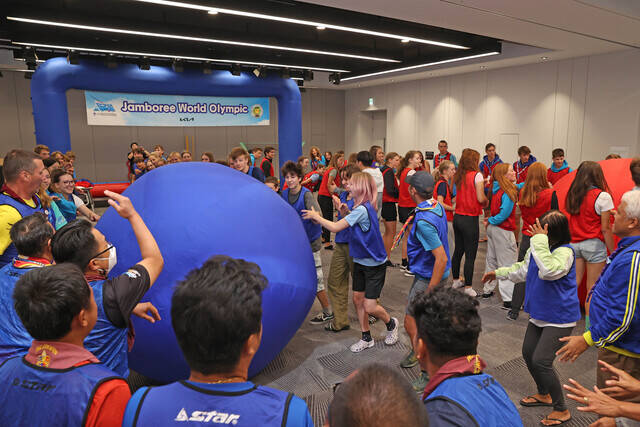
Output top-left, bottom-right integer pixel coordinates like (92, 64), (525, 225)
(95, 245), (117, 276)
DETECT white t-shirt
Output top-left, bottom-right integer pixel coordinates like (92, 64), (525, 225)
(594, 191), (614, 215)
(364, 167), (384, 193)
(474, 172), (484, 184)
(72, 194), (86, 208)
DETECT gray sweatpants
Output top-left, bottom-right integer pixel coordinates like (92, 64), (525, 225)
(483, 224), (517, 301)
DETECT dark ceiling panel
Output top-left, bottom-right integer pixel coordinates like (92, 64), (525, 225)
(3, 0), (503, 82)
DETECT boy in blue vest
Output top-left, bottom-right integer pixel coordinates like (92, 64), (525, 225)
(0, 263), (131, 426)
(0, 149), (46, 268)
(282, 160), (333, 325)
(411, 287), (523, 427)
(400, 171), (451, 392)
(0, 213), (54, 363)
(51, 190), (164, 377)
(231, 147), (265, 182)
(123, 255), (313, 426)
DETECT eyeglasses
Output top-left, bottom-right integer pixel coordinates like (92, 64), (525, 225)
(91, 242), (114, 260)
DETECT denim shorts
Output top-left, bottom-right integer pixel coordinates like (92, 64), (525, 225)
(406, 275), (448, 314)
(571, 238), (607, 263)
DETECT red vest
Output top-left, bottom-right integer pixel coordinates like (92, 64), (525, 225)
(436, 179), (454, 222)
(434, 152), (452, 168)
(520, 188), (554, 236)
(547, 168), (570, 186)
(455, 172), (482, 217)
(398, 168), (416, 208)
(569, 188), (605, 243)
(318, 167), (340, 197)
(302, 171), (319, 192)
(514, 161), (531, 184)
(490, 188), (516, 231)
(382, 167), (398, 203)
(260, 158), (275, 177)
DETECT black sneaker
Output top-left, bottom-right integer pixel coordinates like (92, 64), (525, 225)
(506, 310), (518, 321)
(501, 302), (512, 310)
(482, 291), (494, 299)
(309, 312), (334, 324)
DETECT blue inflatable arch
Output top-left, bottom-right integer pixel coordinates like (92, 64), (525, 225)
(30, 57), (302, 167)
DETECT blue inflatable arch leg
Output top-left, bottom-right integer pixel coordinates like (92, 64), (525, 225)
(29, 57), (302, 168)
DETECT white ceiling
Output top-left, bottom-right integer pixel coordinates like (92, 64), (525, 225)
(301, 0), (640, 88)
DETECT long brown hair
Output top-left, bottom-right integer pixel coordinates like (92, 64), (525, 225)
(397, 150), (421, 179)
(565, 161), (610, 215)
(453, 148), (480, 188)
(519, 162), (550, 207)
(329, 151), (344, 169)
(492, 163), (518, 202)
(433, 159), (454, 182)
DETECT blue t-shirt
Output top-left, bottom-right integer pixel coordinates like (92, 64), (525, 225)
(122, 381), (313, 427)
(345, 205), (386, 266)
(414, 203), (450, 280)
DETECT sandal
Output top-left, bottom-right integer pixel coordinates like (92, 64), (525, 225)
(520, 396), (553, 407)
(325, 323), (349, 332)
(540, 415), (571, 426)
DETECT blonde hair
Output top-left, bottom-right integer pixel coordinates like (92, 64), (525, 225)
(349, 172), (377, 208)
(433, 159), (454, 182)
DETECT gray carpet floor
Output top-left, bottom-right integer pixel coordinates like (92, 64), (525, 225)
(252, 229), (599, 427)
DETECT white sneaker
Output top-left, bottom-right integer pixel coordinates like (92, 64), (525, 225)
(452, 279), (464, 289)
(350, 338), (375, 353)
(403, 271), (415, 277)
(384, 317), (399, 345)
(464, 287), (478, 297)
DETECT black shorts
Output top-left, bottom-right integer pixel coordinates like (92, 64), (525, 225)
(352, 262), (387, 299)
(398, 206), (414, 224)
(381, 202), (397, 222)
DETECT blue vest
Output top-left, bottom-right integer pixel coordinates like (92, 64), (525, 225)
(282, 187), (322, 243)
(132, 381), (293, 426)
(525, 244), (581, 324)
(349, 202), (387, 263)
(407, 201), (451, 279)
(84, 280), (129, 377)
(426, 374), (523, 427)
(0, 356), (119, 426)
(335, 192), (354, 244)
(0, 193), (43, 267)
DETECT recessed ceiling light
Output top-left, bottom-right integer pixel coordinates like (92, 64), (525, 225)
(135, 0), (469, 49)
(14, 42), (350, 73)
(7, 17), (398, 63)
(342, 51), (499, 81)
(401, 39), (409, 43)
(480, 65), (487, 69)
(316, 26), (326, 30)
(541, 56), (549, 60)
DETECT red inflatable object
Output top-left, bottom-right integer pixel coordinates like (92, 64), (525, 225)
(89, 182), (130, 198)
(553, 158), (634, 305)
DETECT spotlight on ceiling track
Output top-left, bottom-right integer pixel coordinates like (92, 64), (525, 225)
(208, 9), (219, 15)
(303, 70), (314, 81)
(138, 56), (150, 70)
(105, 53), (118, 69)
(172, 58), (184, 72)
(230, 63), (242, 76)
(401, 39), (409, 43)
(202, 61), (212, 75)
(252, 66), (266, 78)
(67, 50), (79, 65)
(329, 72), (340, 85)
(316, 26), (326, 30)
(23, 47), (38, 70)
(280, 68), (290, 79)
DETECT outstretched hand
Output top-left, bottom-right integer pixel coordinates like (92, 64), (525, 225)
(481, 271), (496, 283)
(564, 378), (622, 419)
(302, 207), (321, 223)
(132, 302), (161, 324)
(556, 335), (589, 362)
(599, 359), (640, 399)
(105, 190), (137, 219)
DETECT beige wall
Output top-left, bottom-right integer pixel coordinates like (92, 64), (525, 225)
(0, 78), (344, 182)
(345, 49), (640, 168)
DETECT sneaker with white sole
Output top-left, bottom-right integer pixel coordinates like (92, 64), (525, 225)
(464, 287), (478, 297)
(350, 339), (375, 353)
(451, 280), (464, 289)
(309, 312), (335, 324)
(384, 317), (399, 345)
(403, 271), (415, 277)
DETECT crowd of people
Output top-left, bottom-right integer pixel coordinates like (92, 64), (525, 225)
(1, 139), (640, 426)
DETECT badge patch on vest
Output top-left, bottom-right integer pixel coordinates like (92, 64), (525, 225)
(175, 408), (240, 424)
(36, 350), (51, 368)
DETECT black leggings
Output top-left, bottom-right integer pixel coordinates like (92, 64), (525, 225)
(522, 322), (573, 411)
(318, 194), (333, 243)
(451, 214), (479, 286)
(511, 234), (531, 314)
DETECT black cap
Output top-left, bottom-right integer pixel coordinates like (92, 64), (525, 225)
(406, 171), (435, 195)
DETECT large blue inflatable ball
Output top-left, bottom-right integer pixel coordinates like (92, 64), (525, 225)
(96, 163), (316, 382)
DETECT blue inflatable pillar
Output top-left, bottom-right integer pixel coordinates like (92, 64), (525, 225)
(30, 58), (302, 168)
